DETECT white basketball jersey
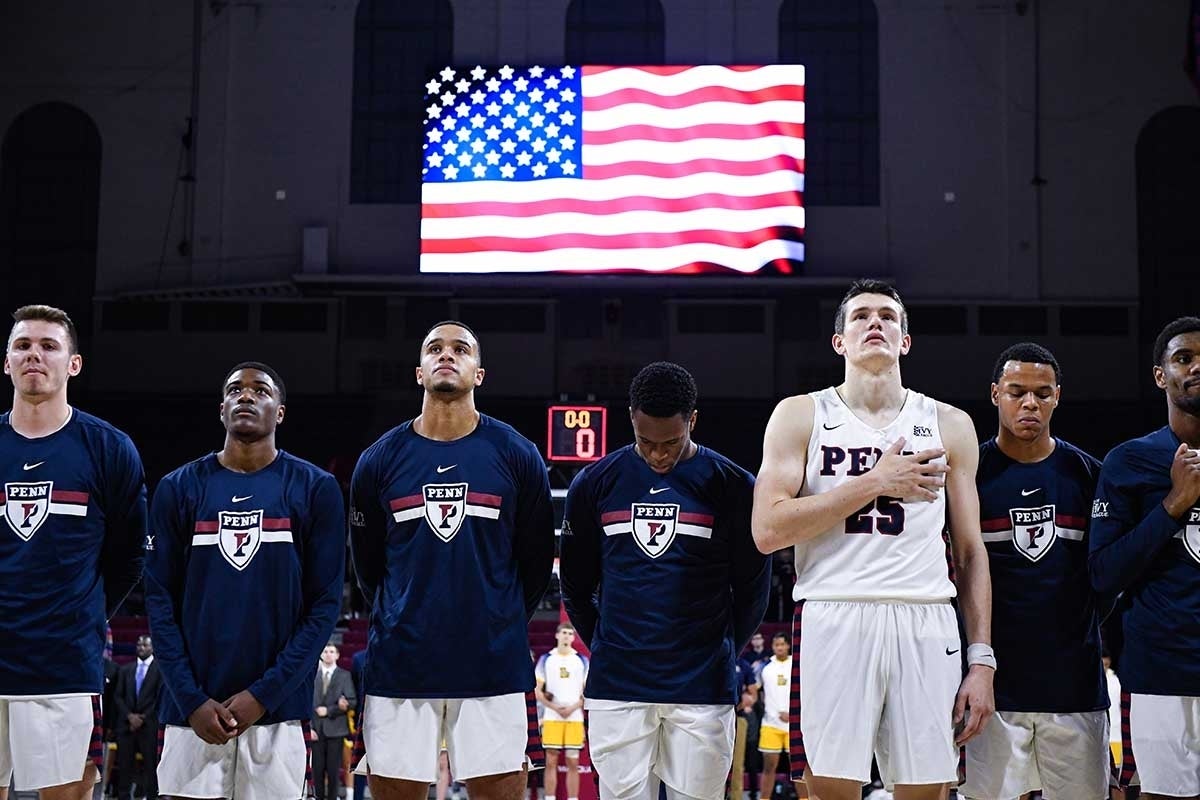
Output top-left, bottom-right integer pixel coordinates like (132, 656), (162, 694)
(759, 657), (791, 730)
(536, 651), (588, 722)
(791, 387), (957, 602)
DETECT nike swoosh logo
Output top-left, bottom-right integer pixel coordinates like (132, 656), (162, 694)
(945, 647), (959, 655)
(1020, 488), (1041, 496)
(822, 423), (844, 430)
(231, 495), (253, 503)
(648, 487), (671, 495)
(22, 461), (44, 471)
(436, 464), (457, 474)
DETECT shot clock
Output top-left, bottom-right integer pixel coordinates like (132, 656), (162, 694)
(546, 405), (607, 463)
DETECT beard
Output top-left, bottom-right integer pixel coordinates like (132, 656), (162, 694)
(1173, 389), (1200, 416)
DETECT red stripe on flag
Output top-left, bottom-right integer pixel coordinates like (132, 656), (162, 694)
(421, 225), (805, 255)
(583, 65), (766, 77)
(584, 84), (805, 112)
(583, 156), (805, 181)
(586, 121), (805, 145)
(423, 189), (804, 220)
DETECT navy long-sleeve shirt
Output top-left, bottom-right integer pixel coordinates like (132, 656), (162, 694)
(349, 414), (555, 698)
(978, 438), (1108, 712)
(144, 451), (345, 725)
(1088, 426), (1200, 696)
(560, 444), (770, 705)
(0, 408), (147, 696)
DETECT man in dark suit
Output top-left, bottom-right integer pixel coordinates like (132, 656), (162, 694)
(115, 634), (160, 799)
(350, 647), (368, 800)
(312, 643), (356, 800)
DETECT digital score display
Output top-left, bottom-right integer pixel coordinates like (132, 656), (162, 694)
(546, 405), (608, 463)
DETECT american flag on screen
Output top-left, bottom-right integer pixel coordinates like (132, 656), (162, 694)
(419, 65), (805, 275)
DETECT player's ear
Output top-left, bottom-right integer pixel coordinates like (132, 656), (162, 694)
(688, 409), (697, 432)
(474, 366), (485, 386)
(990, 383), (999, 407)
(2, 355), (9, 375)
(276, 404), (286, 425)
(898, 333), (912, 356)
(1052, 385), (1061, 406)
(415, 366), (424, 387)
(68, 353), (83, 376)
(831, 332), (845, 355)
(1153, 365), (1167, 389)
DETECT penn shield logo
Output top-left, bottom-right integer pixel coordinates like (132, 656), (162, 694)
(424, 483), (468, 542)
(4, 481), (51, 541)
(631, 503), (679, 559)
(218, 509), (263, 571)
(1010, 505), (1056, 563)
(1183, 508), (1200, 565)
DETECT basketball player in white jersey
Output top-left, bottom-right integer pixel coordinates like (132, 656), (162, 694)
(752, 279), (995, 800)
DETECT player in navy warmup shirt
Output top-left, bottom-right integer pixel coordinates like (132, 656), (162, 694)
(561, 361), (771, 800)
(962, 343), (1111, 800)
(1090, 317), (1200, 799)
(0, 305), (146, 800)
(145, 362), (345, 800)
(350, 321), (554, 800)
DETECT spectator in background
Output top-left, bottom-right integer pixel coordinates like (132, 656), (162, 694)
(312, 643), (356, 800)
(743, 632), (771, 674)
(350, 647), (369, 800)
(101, 625), (119, 798)
(115, 635), (160, 799)
(756, 634), (795, 800)
(730, 657), (759, 800)
(535, 623), (588, 800)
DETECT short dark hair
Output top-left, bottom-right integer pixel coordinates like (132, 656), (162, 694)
(1152, 316), (1200, 367)
(991, 342), (1063, 384)
(223, 361), (287, 403)
(556, 622), (574, 633)
(10, 304), (79, 354)
(629, 361), (698, 418)
(423, 319), (482, 363)
(772, 632), (790, 645)
(833, 279), (908, 335)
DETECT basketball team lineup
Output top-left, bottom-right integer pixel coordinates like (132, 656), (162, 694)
(1, 279), (1198, 800)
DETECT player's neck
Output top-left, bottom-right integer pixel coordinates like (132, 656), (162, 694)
(555, 645), (573, 656)
(1167, 405), (1200, 448)
(774, 654), (789, 662)
(8, 392), (72, 438)
(218, 436), (278, 473)
(415, 396), (480, 441)
(838, 364), (906, 417)
(995, 429), (1056, 463)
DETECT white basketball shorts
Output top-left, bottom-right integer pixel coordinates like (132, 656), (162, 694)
(0, 695), (101, 792)
(793, 599), (961, 787)
(961, 710), (1110, 800)
(586, 699), (734, 800)
(353, 692), (531, 783)
(157, 720), (308, 800)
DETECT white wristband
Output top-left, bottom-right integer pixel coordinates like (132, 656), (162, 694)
(966, 643), (996, 670)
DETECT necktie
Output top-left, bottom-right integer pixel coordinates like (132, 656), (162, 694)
(322, 670), (330, 695)
(136, 661), (146, 697)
